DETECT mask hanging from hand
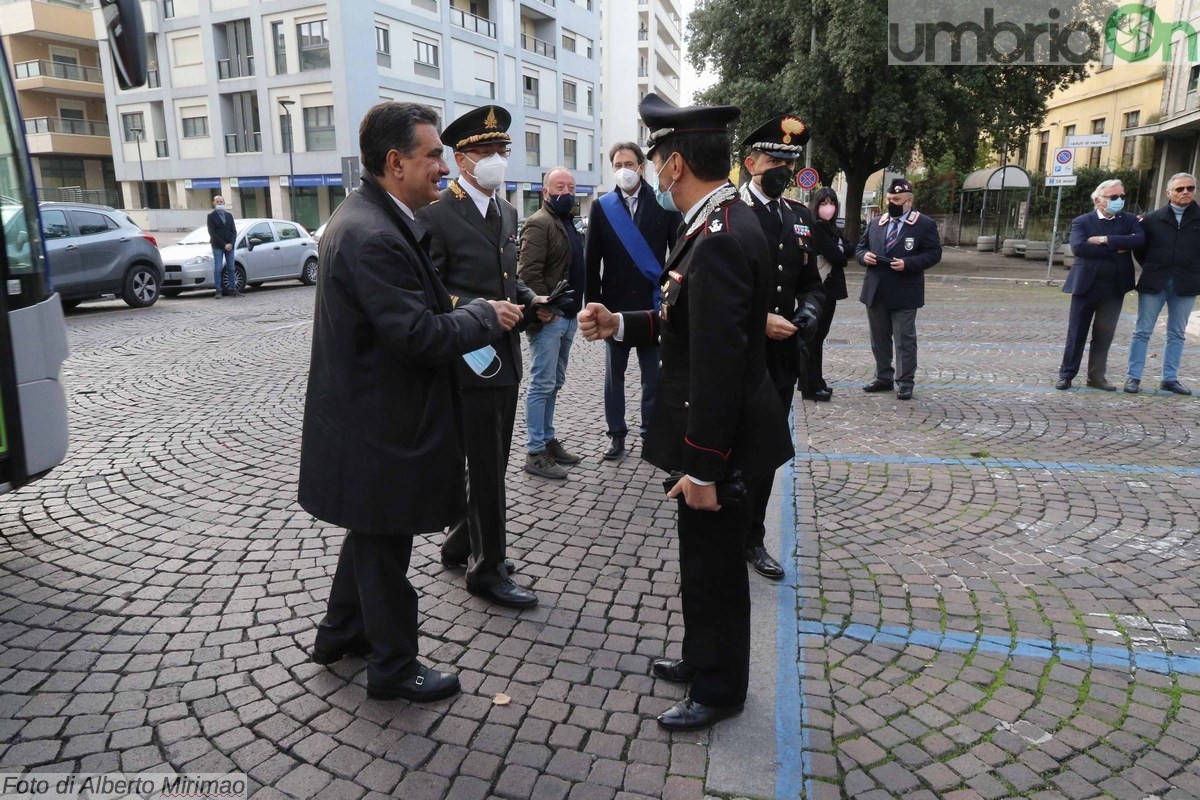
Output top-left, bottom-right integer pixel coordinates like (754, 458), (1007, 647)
(468, 154), (508, 191)
(463, 344), (501, 378)
(615, 167), (641, 193)
(757, 165), (793, 199)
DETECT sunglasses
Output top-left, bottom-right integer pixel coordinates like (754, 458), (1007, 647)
(1104, 194), (1125, 200)
(1172, 185), (1196, 192)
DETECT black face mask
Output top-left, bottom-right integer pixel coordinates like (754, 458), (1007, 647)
(757, 165), (793, 199)
(887, 201), (907, 218)
(547, 193), (574, 217)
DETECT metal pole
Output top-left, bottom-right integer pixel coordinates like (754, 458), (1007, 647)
(994, 151), (1008, 251)
(1047, 185), (1063, 280)
(136, 135), (146, 209)
(286, 113), (295, 217)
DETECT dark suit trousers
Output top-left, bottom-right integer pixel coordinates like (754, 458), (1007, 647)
(442, 385), (518, 588)
(677, 499), (751, 707)
(604, 339), (659, 438)
(1059, 287), (1124, 381)
(747, 372), (795, 550)
(315, 531), (417, 687)
(866, 303), (918, 386)
(805, 298), (838, 392)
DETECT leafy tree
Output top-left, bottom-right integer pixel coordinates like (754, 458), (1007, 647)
(687, 0), (1087, 243)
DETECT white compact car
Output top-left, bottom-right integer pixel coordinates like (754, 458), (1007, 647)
(160, 218), (318, 296)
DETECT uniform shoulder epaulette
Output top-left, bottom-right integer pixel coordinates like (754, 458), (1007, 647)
(449, 179), (466, 200)
(905, 210), (921, 224)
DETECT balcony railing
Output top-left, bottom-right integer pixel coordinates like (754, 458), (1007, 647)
(521, 33), (556, 59)
(13, 60), (103, 84)
(451, 7), (496, 38)
(218, 55), (256, 80)
(637, 66), (648, 77)
(155, 139), (169, 158)
(638, 30), (648, 41)
(24, 116), (109, 137)
(224, 131), (263, 154)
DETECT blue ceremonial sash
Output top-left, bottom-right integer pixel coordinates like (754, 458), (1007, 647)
(599, 191), (663, 307)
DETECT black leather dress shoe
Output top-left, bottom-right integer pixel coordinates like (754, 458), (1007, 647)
(657, 697), (744, 730)
(1161, 380), (1192, 395)
(468, 578), (538, 608)
(896, 385), (913, 400)
(745, 546), (785, 579)
(651, 658), (696, 683)
(1086, 378), (1116, 391)
(602, 435), (626, 460)
(441, 555), (517, 574)
(311, 639), (371, 665)
(368, 663), (460, 702)
(812, 387), (832, 402)
(1055, 377), (1072, 390)
(863, 379), (894, 393)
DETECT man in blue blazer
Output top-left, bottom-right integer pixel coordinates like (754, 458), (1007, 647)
(1057, 179), (1144, 390)
(584, 141), (682, 459)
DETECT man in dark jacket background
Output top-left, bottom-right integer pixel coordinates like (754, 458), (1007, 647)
(1125, 172), (1199, 395)
(1057, 179), (1144, 391)
(206, 195), (240, 297)
(299, 102), (521, 702)
(584, 142), (681, 460)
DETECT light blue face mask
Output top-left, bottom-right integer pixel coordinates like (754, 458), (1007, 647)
(463, 344), (500, 378)
(1106, 197), (1125, 214)
(644, 155), (679, 213)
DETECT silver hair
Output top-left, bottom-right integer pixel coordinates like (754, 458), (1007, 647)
(1091, 179), (1123, 202)
(1167, 172), (1196, 187)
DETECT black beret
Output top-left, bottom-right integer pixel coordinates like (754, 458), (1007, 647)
(887, 178), (913, 194)
(639, 93), (740, 154)
(441, 105), (512, 151)
(741, 114), (810, 159)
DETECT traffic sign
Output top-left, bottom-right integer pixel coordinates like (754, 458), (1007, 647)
(796, 167), (819, 190)
(1046, 176), (1077, 186)
(1052, 148), (1074, 177)
(1065, 134), (1111, 148)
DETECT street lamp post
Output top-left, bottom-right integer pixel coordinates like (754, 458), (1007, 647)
(278, 99), (296, 219)
(129, 126), (146, 209)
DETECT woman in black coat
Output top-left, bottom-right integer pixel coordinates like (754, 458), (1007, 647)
(803, 187), (850, 400)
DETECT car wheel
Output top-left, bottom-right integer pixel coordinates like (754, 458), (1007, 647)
(300, 257), (318, 285)
(60, 297), (81, 311)
(121, 264), (160, 308)
(235, 265), (247, 292)
(162, 289), (182, 298)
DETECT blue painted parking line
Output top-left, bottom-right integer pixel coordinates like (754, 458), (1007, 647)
(795, 451), (1200, 477)
(774, 455), (809, 800)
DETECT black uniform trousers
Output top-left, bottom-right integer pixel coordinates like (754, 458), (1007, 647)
(677, 498), (752, 707)
(804, 298), (838, 393)
(315, 531), (417, 688)
(746, 344), (796, 550)
(1059, 278), (1124, 382)
(442, 384), (519, 589)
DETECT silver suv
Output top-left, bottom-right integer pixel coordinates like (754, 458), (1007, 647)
(39, 202), (165, 309)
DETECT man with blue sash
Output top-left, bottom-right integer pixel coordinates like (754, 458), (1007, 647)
(585, 141), (682, 460)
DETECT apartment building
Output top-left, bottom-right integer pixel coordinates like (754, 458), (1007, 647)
(597, 0), (682, 188)
(93, 0), (602, 232)
(0, 0), (117, 205)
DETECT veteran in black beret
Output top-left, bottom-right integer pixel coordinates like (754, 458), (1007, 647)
(737, 115), (824, 581)
(416, 105), (545, 610)
(578, 94), (794, 731)
(854, 176), (942, 400)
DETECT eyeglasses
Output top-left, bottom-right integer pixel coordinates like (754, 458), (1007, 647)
(1104, 194), (1125, 201)
(464, 147), (512, 157)
(1172, 185), (1196, 192)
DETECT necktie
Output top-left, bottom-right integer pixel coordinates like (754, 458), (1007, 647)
(485, 199), (501, 241)
(627, 195), (637, 222)
(885, 219), (901, 251)
(765, 200), (782, 237)
(218, 211), (225, 224)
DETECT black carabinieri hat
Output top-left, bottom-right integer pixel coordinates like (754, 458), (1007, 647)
(441, 105), (512, 151)
(887, 178), (913, 194)
(639, 93), (740, 155)
(741, 114), (810, 160)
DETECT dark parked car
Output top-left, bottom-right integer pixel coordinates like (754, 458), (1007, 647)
(39, 202), (164, 309)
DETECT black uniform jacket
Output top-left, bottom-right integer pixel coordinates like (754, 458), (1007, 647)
(855, 210), (943, 309)
(585, 181), (682, 311)
(1134, 202), (1200, 296)
(621, 183), (795, 482)
(298, 174), (499, 535)
(417, 179), (535, 388)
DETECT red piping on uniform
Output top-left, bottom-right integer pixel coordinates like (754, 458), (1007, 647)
(644, 310), (656, 336)
(684, 438), (731, 459)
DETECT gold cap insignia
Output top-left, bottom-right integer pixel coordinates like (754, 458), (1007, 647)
(780, 117), (806, 145)
(484, 108), (498, 130)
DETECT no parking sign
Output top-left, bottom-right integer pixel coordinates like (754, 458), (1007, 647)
(1052, 148), (1074, 176)
(796, 167), (820, 190)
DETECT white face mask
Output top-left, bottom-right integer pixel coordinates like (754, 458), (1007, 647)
(614, 167), (640, 193)
(215, 204), (226, 211)
(467, 153), (507, 191)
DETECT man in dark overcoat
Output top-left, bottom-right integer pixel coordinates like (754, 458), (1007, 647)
(416, 106), (541, 609)
(579, 94), (794, 731)
(299, 102), (522, 701)
(855, 177), (942, 400)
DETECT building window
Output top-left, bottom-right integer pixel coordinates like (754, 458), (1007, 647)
(526, 130), (540, 166)
(476, 78), (495, 98)
(562, 32), (576, 53)
(1189, 64), (1200, 94)
(182, 116), (209, 138)
(272, 22), (287, 74)
(162, 0), (174, 18)
(1100, 38), (1114, 69)
(523, 75), (538, 108)
(586, 87), (593, 115)
(303, 105), (336, 151)
(1089, 118), (1105, 168)
(1062, 124), (1075, 148)
(563, 81), (577, 111)
(563, 137), (576, 169)
(414, 38), (439, 77)
(376, 25), (391, 68)
(121, 112), (145, 142)
(280, 113), (293, 153)
(297, 20), (330, 71)
(1123, 111), (1140, 167)
(1036, 131), (1049, 173)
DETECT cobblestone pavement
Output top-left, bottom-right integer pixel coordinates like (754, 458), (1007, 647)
(0, 268), (1197, 800)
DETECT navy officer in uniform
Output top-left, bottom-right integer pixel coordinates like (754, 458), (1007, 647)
(738, 114), (824, 581)
(855, 178), (942, 400)
(416, 106), (543, 609)
(579, 94), (793, 731)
